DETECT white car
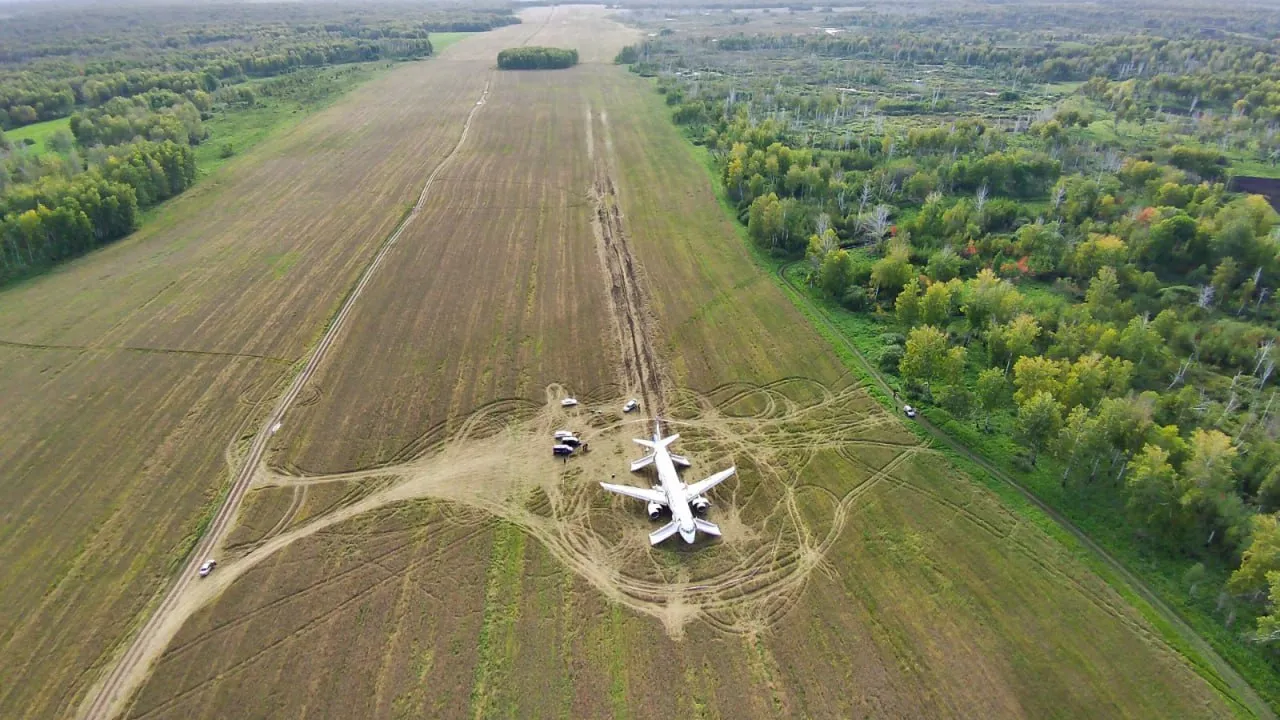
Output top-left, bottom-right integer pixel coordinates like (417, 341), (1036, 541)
(623, 399), (639, 413)
(903, 405), (917, 419)
(198, 559), (217, 577)
(561, 398), (579, 407)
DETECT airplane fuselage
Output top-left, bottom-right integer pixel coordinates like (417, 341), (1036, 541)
(650, 432), (698, 543)
(599, 420), (734, 545)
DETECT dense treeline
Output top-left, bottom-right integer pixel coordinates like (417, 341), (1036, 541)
(70, 92), (205, 148)
(497, 47), (579, 70)
(624, 2), (1280, 703)
(0, 2), (522, 130)
(0, 1), (524, 285)
(0, 140), (195, 280)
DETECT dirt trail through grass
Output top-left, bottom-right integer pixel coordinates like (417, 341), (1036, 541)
(587, 106), (670, 414)
(77, 78), (494, 720)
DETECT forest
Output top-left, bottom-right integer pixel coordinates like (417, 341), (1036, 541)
(0, 2), (521, 130)
(496, 46), (580, 70)
(620, 0), (1280, 708)
(0, 1), (518, 285)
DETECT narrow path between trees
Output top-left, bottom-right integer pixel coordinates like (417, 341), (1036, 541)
(77, 77), (493, 720)
(777, 260), (1274, 720)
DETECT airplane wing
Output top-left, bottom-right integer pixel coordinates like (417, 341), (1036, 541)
(630, 454), (655, 472)
(684, 467), (736, 498)
(599, 482), (666, 505)
(668, 453), (691, 468)
(649, 521), (681, 545)
(694, 519), (721, 537)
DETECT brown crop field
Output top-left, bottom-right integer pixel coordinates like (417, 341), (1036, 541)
(0, 5), (1256, 720)
(0, 15), (494, 720)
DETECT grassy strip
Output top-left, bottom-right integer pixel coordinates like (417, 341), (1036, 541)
(194, 61), (394, 176)
(429, 32), (475, 54)
(675, 117), (1274, 717)
(469, 521), (526, 720)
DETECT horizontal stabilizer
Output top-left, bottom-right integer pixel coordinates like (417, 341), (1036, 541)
(599, 482), (666, 505)
(685, 467), (736, 498)
(649, 521), (681, 545)
(669, 453), (691, 468)
(634, 433), (680, 449)
(694, 519), (721, 537)
(630, 454), (655, 472)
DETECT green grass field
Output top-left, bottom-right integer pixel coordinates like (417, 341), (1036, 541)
(4, 117), (71, 156)
(429, 32), (474, 53)
(194, 62), (394, 176)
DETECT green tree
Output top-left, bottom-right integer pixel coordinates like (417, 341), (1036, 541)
(1056, 405), (1107, 483)
(1228, 514), (1280, 599)
(1017, 391), (1064, 464)
(899, 324), (964, 395)
(962, 267), (1021, 331)
(1125, 444), (1185, 545)
(925, 246), (963, 282)
(987, 313), (1041, 372)
(818, 248), (855, 298)
(974, 367), (1010, 431)
(920, 280), (956, 326)
(895, 278), (921, 326)
(1254, 572), (1280, 643)
(871, 244), (915, 299)
(1012, 355), (1065, 405)
(1085, 265), (1121, 319)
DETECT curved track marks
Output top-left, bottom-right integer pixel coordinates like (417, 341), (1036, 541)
(77, 79), (494, 720)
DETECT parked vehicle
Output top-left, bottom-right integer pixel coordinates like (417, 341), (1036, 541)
(623, 399), (639, 413)
(903, 405), (917, 419)
(561, 398), (579, 407)
(553, 444), (574, 456)
(198, 559), (217, 577)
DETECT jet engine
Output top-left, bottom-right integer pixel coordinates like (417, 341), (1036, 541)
(647, 502), (663, 521)
(691, 496), (710, 516)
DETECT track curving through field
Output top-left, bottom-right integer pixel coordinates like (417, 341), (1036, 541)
(776, 260), (1275, 720)
(76, 78), (494, 720)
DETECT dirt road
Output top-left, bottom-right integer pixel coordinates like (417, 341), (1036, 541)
(76, 79), (493, 720)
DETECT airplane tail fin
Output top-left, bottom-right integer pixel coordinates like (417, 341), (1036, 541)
(633, 438), (656, 450)
(694, 519), (721, 537)
(649, 521), (681, 545)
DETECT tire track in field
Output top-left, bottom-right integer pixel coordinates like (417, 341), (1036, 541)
(587, 105), (670, 414)
(77, 78), (494, 720)
(0, 338), (290, 364)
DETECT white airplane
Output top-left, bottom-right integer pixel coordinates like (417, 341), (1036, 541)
(600, 420), (735, 545)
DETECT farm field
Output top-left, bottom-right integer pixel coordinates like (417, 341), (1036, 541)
(0, 18), (494, 720)
(93, 7), (1248, 720)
